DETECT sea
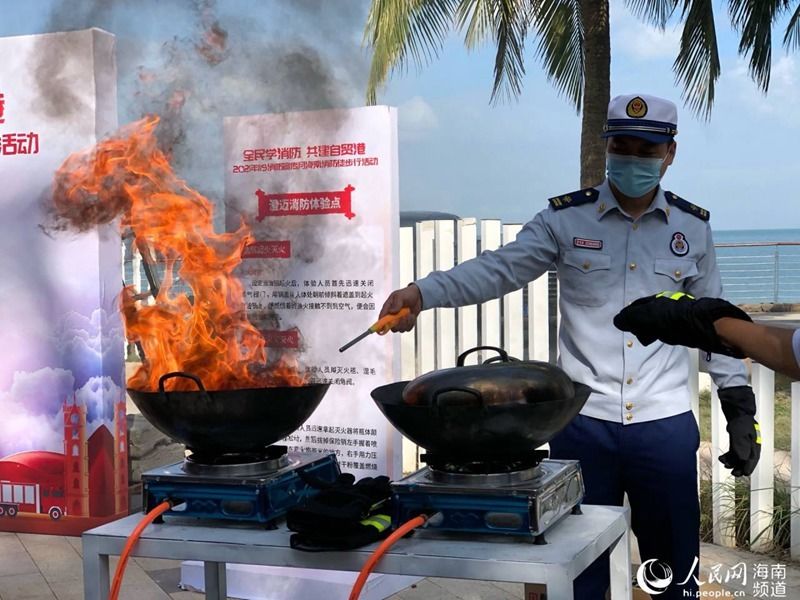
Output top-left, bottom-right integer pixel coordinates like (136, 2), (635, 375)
(713, 229), (800, 304)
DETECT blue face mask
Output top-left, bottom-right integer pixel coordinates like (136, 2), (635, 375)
(606, 153), (664, 197)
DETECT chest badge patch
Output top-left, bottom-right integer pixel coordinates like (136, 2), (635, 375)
(670, 232), (689, 256)
(574, 237), (603, 250)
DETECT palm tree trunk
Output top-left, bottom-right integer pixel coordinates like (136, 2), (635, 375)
(579, 0), (610, 188)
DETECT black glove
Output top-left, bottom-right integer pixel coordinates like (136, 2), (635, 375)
(287, 475), (393, 551)
(289, 513), (392, 551)
(613, 292), (752, 358)
(717, 386), (761, 477)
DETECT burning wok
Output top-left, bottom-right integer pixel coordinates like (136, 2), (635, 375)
(371, 347), (591, 463)
(128, 372), (329, 454)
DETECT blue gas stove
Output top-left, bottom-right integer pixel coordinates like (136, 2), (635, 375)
(142, 445), (340, 527)
(391, 456), (584, 544)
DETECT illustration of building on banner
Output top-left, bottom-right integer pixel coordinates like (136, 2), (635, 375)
(0, 392), (129, 523)
(0, 29), (124, 535)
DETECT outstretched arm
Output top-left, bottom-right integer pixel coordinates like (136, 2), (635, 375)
(715, 319), (800, 379)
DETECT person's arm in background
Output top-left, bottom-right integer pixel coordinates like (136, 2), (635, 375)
(714, 319), (800, 379)
(684, 223), (749, 389)
(683, 223), (760, 477)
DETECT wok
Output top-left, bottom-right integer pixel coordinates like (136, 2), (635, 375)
(371, 347), (591, 462)
(128, 371), (329, 454)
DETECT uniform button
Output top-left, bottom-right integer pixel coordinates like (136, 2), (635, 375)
(583, 261), (591, 270)
(625, 402), (634, 410)
(626, 413), (633, 421)
(674, 270), (682, 278)
(626, 340), (633, 348)
(632, 223), (639, 230)
(626, 377), (633, 385)
(585, 190), (592, 196)
(629, 263), (637, 271)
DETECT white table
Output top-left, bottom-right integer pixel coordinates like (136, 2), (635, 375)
(82, 505), (631, 600)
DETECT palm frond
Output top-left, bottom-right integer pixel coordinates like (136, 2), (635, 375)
(673, 0), (720, 119)
(783, 3), (800, 51)
(489, 0), (535, 103)
(531, 0), (584, 110)
(456, 0), (496, 50)
(364, 0), (459, 104)
(728, 0), (791, 93)
(624, 0), (679, 29)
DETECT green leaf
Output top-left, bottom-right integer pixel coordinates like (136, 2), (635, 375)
(673, 0), (721, 119)
(728, 0), (791, 93)
(531, 0), (584, 110)
(783, 3), (800, 51)
(624, 0), (679, 29)
(364, 0), (459, 104)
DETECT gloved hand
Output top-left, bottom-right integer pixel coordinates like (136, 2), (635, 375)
(717, 386), (761, 477)
(613, 292), (752, 358)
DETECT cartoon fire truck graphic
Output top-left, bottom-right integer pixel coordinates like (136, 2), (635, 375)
(0, 392), (128, 521)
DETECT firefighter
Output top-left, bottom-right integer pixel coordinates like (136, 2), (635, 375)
(380, 94), (757, 599)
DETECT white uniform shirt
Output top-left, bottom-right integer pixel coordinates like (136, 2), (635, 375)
(415, 180), (748, 424)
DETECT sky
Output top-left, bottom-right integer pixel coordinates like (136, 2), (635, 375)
(0, 0), (798, 231)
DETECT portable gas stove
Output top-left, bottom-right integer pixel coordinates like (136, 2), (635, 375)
(391, 451), (583, 544)
(142, 445), (340, 527)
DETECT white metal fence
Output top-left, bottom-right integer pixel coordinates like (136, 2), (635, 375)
(716, 241), (800, 304)
(397, 219), (800, 560)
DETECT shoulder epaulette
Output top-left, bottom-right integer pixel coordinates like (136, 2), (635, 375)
(664, 191), (710, 221)
(548, 187), (598, 210)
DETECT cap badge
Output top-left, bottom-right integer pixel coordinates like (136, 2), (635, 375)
(626, 96), (648, 118)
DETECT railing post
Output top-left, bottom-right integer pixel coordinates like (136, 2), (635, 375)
(434, 220), (456, 368)
(480, 220), (502, 357)
(773, 246), (780, 303)
(415, 221), (436, 376)
(750, 363), (775, 552)
(502, 224), (524, 360)
(457, 219), (478, 365)
(399, 227), (418, 473)
(711, 382), (735, 546)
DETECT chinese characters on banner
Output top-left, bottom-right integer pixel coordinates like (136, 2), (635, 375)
(224, 107), (401, 479)
(0, 91), (42, 155)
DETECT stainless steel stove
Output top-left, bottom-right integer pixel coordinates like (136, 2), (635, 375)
(142, 445), (340, 527)
(391, 455), (584, 543)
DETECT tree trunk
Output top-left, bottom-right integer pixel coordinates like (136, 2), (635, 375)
(579, 0), (610, 188)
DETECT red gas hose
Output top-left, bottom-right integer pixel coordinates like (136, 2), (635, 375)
(348, 513), (434, 600)
(109, 500), (172, 600)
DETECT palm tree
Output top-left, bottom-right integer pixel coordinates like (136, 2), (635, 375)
(364, 0), (800, 188)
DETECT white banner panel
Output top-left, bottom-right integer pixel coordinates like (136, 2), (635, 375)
(224, 106), (401, 479)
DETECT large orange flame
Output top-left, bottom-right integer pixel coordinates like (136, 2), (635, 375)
(52, 116), (306, 391)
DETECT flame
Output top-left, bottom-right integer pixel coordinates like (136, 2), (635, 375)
(53, 116), (307, 391)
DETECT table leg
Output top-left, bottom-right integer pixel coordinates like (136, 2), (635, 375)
(545, 569), (574, 600)
(81, 537), (110, 600)
(203, 561), (227, 600)
(608, 527), (632, 600)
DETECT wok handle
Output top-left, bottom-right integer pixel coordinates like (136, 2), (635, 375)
(432, 386), (484, 411)
(457, 346), (509, 366)
(158, 371), (207, 394)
